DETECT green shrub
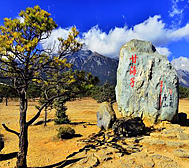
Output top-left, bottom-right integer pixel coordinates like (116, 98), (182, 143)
(54, 97), (70, 124)
(57, 126), (75, 139)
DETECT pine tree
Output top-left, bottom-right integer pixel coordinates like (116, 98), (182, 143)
(54, 97), (70, 124)
(0, 6), (97, 167)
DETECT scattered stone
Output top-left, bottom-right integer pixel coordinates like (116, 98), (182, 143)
(156, 162), (180, 168)
(166, 141), (184, 147)
(115, 39), (179, 125)
(142, 159), (155, 168)
(150, 139), (165, 145)
(177, 132), (189, 140)
(161, 129), (178, 139)
(97, 102), (116, 130)
(151, 154), (163, 160)
(141, 138), (165, 145)
(150, 132), (161, 138)
(112, 117), (146, 137)
(102, 158), (133, 168)
(173, 149), (189, 158)
(161, 132), (177, 139)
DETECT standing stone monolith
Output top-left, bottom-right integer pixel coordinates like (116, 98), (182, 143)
(115, 39), (179, 125)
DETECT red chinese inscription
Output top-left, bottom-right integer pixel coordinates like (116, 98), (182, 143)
(130, 65), (137, 76)
(159, 80), (163, 107)
(130, 77), (135, 87)
(130, 54), (138, 64)
(129, 54), (138, 87)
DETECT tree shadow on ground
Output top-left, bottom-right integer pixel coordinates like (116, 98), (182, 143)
(33, 119), (53, 126)
(0, 152), (17, 161)
(0, 152), (84, 167)
(33, 121), (96, 126)
(69, 122), (96, 126)
(73, 134), (83, 138)
(61, 134), (83, 139)
(34, 157), (85, 168)
(177, 112), (189, 126)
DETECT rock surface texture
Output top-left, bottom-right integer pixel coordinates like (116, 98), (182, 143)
(97, 102), (116, 130)
(116, 39), (179, 125)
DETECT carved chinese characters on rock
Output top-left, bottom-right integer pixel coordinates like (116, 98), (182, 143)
(129, 54), (138, 87)
(160, 80), (174, 109)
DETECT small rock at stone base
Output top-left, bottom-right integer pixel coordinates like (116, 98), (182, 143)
(97, 102), (116, 130)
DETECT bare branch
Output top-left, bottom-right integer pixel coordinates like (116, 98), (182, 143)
(27, 94), (69, 126)
(0, 82), (17, 92)
(2, 124), (19, 137)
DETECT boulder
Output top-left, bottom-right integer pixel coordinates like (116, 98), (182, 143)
(97, 102), (116, 130)
(112, 117), (146, 137)
(116, 39), (179, 125)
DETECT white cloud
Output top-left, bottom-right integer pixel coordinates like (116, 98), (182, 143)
(156, 47), (172, 57)
(168, 23), (189, 40)
(169, 0), (189, 26)
(16, 16), (24, 23)
(81, 15), (189, 58)
(42, 15), (189, 58)
(81, 25), (129, 57)
(169, 0), (184, 18)
(82, 15), (170, 57)
(42, 27), (72, 52)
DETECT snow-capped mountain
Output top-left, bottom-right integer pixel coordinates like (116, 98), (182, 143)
(66, 50), (118, 85)
(171, 57), (189, 87)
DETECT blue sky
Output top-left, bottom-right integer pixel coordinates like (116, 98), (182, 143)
(0, 0), (189, 61)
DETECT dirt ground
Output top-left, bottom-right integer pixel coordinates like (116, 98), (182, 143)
(0, 98), (189, 167)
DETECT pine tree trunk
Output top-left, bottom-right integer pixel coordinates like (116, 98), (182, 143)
(5, 97), (8, 106)
(16, 90), (28, 168)
(44, 107), (47, 127)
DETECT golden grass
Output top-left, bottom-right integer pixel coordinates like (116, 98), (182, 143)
(0, 97), (102, 167)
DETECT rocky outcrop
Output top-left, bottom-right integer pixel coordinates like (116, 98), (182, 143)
(116, 39), (179, 125)
(112, 117), (146, 137)
(97, 102), (116, 130)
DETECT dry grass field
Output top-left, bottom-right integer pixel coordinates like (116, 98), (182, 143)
(0, 97), (189, 167)
(0, 97), (120, 167)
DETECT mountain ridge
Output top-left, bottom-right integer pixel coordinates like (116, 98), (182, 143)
(66, 50), (118, 85)
(171, 56), (189, 87)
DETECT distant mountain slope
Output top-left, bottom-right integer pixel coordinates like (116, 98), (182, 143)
(66, 50), (118, 85)
(171, 57), (189, 87)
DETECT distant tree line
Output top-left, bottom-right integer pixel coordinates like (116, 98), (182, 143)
(87, 82), (116, 103)
(1, 81), (189, 103)
(0, 83), (41, 105)
(179, 85), (189, 99)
